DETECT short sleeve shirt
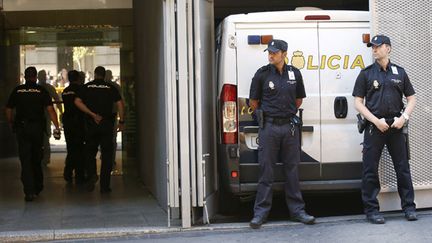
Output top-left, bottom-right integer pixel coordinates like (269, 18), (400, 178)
(352, 61), (415, 117)
(77, 79), (122, 119)
(6, 82), (53, 122)
(62, 83), (83, 119)
(249, 64), (306, 118)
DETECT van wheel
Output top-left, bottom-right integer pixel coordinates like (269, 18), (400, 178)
(218, 190), (240, 215)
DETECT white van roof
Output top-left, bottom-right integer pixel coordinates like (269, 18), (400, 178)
(223, 10), (370, 23)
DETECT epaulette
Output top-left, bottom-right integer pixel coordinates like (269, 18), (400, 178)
(390, 63), (404, 70)
(286, 64), (300, 72)
(257, 64), (271, 73)
(363, 64), (374, 70)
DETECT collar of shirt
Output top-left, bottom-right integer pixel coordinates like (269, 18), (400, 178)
(24, 81), (38, 87)
(92, 78), (105, 83)
(373, 60), (392, 72)
(269, 64), (287, 75)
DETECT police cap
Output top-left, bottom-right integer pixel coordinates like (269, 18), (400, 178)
(264, 39), (288, 52)
(367, 35), (391, 47)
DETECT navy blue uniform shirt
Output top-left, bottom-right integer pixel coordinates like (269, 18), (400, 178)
(62, 83), (83, 120)
(249, 64), (306, 118)
(6, 81), (53, 122)
(77, 79), (122, 120)
(352, 61), (415, 117)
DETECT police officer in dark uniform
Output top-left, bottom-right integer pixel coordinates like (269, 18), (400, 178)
(353, 35), (417, 224)
(74, 66), (125, 193)
(62, 70), (85, 184)
(5, 66), (61, 201)
(249, 39), (315, 229)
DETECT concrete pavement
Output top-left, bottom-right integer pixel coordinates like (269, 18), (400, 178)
(54, 210), (432, 243)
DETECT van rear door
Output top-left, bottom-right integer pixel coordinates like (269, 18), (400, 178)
(235, 22), (321, 182)
(317, 22), (371, 169)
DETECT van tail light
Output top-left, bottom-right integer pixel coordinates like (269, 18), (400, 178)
(220, 84), (238, 144)
(362, 34), (370, 44)
(304, 15), (331, 20)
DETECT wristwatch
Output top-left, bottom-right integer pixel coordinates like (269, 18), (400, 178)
(402, 113), (409, 121)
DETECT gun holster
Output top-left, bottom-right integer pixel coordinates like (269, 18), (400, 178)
(290, 115), (303, 127)
(357, 113), (366, 133)
(255, 109), (264, 129)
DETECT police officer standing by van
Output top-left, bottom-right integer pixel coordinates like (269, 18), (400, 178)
(74, 66), (125, 193)
(248, 39), (315, 229)
(5, 66), (61, 201)
(353, 35), (417, 224)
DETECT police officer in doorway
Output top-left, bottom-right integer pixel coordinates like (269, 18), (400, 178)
(104, 69), (122, 168)
(62, 70), (85, 184)
(74, 66), (125, 193)
(5, 66), (61, 201)
(249, 39), (315, 229)
(353, 35), (417, 224)
(37, 69), (63, 166)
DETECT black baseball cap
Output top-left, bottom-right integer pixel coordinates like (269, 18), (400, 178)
(264, 39), (288, 52)
(367, 35), (391, 47)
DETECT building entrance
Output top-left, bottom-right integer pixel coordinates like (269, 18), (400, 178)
(0, 7), (176, 233)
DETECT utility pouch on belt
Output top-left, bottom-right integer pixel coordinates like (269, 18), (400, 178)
(290, 115), (303, 126)
(256, 109), (264, 129)
(357, 113), (366, 133)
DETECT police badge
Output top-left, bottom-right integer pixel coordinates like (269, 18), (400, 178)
(373, 80), (380, 90)
(269, 81), (275, 89)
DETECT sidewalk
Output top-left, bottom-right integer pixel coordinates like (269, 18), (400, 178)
(3, 210), (432, 242)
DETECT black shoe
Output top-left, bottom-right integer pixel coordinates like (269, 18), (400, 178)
(405, 211), (417, 221)
(87, 175), (99, 183)
(292, 211), (315, 225)
(86, 182), (95, 192)
(75, 178), (86, 185)
(366, 214), (385, 224)
(100, 187), (112, 194)
(250, 215), (266, 229)
(35, 189), (43, 197)
(64, 171), (73, 183)
(24, 194), (35, 202)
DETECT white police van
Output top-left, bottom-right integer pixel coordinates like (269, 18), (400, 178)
(216, 10), (372, 208)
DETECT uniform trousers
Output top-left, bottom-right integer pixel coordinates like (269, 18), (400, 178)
(254, 121), (305, 218)
(362, 125), (416, 215)
(63, 117), (85, 182)
(16, 122), (44, 195)
(84, 119), (115, 190)
(41, 113), (51, 165)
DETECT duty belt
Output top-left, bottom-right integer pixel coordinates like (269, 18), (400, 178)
(376, 114), (401, 126)
(265, 116), (292, 125)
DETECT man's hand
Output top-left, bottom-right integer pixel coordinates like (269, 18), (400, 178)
(53, 128), (61, 140)
(92, 113), (103, 124)
(391, 116), (405, 129)
(374, 118), (389, 133)
(117, 123), (125, 132)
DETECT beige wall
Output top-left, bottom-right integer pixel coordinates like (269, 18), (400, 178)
(3, 0), (131, 11)
(134, 0), (168, 208)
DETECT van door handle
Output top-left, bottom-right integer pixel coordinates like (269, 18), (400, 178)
(302, 126), (314, 132)
(334, 96), (348, 118)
